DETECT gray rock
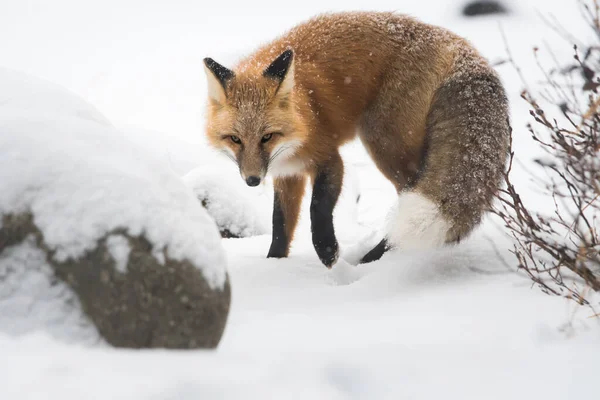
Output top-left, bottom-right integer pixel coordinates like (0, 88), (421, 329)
(462, 1), (508, 17)
(0, 213), (231, 349)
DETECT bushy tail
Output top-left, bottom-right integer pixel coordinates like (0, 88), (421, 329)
(361, 67), (510, 262)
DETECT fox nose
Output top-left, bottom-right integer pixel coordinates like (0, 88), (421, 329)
(246, 176), (261, 187)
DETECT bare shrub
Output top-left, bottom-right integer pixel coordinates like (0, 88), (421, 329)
(494, 0), (600, 305)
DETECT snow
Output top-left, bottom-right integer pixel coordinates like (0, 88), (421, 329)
(105, 234), (131, 274)
(0, 330), (598, 399)
(0, 237), (102, 344)
(0, 68), (227, 289)
(0, 66), (110, 127)
(0, 0), (599, 398)
(183, 167), (272, 238)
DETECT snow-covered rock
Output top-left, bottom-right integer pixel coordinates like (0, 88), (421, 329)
(0, 69), (231, 348)
(183, 167), (272, 238)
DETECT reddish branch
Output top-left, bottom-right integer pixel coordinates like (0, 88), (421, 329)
(493, 0), (600, 305)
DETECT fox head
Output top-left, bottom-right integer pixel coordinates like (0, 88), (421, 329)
(203, 50), (307, 187)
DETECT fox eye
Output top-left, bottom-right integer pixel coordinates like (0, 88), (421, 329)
(229, 135), (241, 144)
(261, 133), (274, 143)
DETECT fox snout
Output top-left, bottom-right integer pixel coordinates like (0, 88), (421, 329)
(240, 168), (265, 187)
(239, 153), (267, 187)
(245, 176), (261, 187)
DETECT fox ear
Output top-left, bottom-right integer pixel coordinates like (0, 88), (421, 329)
(203, 57), (234, 103)
(263, 49), (294, 96)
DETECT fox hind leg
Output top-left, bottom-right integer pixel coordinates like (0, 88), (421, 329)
(360, 191), (451, 264)
(360, 238), (390, 264)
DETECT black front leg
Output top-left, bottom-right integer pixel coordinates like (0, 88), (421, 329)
(267, 176), (306, 259)
(310, 154), (343, 268)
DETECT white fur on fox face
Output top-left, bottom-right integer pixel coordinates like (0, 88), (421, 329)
(218, 147), (238, 166)
(221, 147), (236, 159)
(267, 140), (305, 177)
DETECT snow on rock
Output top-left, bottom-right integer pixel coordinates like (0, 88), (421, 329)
(0, 236), (103, 345)
(0, 69), (231, 348)
(183, 166), (272, 238)
(105, 234), (131, 273)
(0, 67), (111, 127)
(0, 69), (226, 289)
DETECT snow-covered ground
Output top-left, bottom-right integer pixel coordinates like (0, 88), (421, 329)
(1, 0), (599, 398)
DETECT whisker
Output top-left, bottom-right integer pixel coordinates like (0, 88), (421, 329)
(267, 145), (298, 172)
(269, 144), (295, 163)
(268, 147), (289, 165)
(219, 150), (239, 167)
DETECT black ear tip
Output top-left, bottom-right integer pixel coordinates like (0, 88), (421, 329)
(282, 49), (294, 60)
(203, 57), (235, 88)
(263, 49), (295, 80)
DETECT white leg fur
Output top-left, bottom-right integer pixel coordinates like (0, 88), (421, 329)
(386, 192), (450, 251)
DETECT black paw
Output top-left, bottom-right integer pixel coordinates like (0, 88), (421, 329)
(267, 252), (287, 259)
(314, 239), (339, 268)
(267, 244), (288, 259)
(359, 238), (390, 264)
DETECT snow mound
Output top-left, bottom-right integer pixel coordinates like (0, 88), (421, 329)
(0, 67), (111, 126)
(183, 166), (272, 238)
(0, 69), (227, 289)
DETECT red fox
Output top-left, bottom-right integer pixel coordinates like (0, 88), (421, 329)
(203, 12), (510, 267)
